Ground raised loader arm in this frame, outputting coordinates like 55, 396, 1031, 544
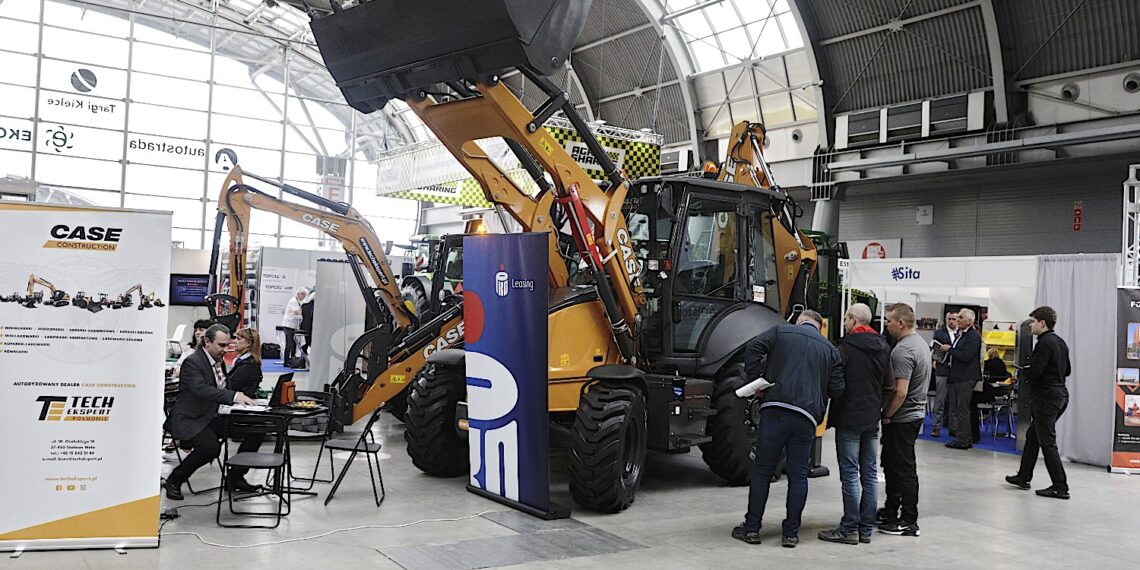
311, 0, 645, 362
206, 150, 413, 337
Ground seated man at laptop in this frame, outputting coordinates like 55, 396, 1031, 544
165, 324, 262, 500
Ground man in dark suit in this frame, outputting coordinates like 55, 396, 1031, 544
940, 308, 981, 450
929, 312, 958, 437
165, 324, 259, 500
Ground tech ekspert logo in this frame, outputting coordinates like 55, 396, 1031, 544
36, 396, 115, 422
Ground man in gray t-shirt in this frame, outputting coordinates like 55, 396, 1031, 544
877, 303, 931, 537
889, 332, 931, 423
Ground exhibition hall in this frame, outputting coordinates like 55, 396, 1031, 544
2, 0, 1140, 568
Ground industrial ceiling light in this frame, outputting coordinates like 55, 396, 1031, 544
1124, 73, 1140, 94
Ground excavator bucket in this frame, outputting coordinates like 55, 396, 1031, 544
310, 0, 591, 113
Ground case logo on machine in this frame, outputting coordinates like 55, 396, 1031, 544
44, 224, 122, 251
891, 266, 920, 281
36, 395, 115, 422
302, 213, 340, 233
422, 321, 465, 357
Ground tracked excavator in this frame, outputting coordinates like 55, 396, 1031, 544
306, 0, 818, 512
21, 274, 71, 308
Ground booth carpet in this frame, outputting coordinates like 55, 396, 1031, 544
918, 415, 1019, 455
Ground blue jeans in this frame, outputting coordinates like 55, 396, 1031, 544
744, 407, 816, 537
834, 427, 878, 536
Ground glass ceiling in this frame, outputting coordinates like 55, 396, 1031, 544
659, 0, 804, 73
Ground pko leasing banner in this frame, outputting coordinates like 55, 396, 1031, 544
0, 202, 170, 551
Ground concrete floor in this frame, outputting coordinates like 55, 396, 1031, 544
10, 411, 1140, 569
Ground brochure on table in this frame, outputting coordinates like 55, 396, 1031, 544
0, 202, 170, 551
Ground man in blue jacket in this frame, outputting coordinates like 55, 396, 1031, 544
942, 308, 982, 450
733, 310, 844, 548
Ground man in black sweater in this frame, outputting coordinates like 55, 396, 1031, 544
1006, 306, 1072, 499
818, 303, 892, 546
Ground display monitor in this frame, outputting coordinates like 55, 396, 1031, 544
169, 274, 211, 306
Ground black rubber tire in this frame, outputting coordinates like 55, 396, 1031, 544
404, 362, 468, 477
401, 279, 430, 318
384, 386, 410, 423
568, 382, 647, 513
700, 358, 757, 485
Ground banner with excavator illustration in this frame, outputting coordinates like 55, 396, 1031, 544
376, 122, 662, 207
0, 202, 169, 551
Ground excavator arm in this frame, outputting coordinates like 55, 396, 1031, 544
206, 150, 414, 336
717, 120, 818, 318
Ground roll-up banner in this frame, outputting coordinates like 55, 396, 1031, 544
1113, 287, 1140, 473
462, 233, 567, 519
0, 202, 170, 551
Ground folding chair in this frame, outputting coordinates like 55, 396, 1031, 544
288, 391, 336, 491
323, 407, 386, 507
217, 413, 290, 529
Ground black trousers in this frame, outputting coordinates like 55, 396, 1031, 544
168, 417, 264, 486
970, 391, 995, 442
949, 382, 974, 445
1017, 396, 1069, 491
282, 327, 298, 362
881, 420, 921, 525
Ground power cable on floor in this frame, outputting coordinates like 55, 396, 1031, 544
161, 510, 498, 549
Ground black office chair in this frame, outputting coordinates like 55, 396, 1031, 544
323, 407, 386, 507
216, 413, 290, 529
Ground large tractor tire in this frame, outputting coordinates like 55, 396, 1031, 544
401, 278, 430, 319
568, 382, 647, 513
404, 362, 468, 477
700, 358, 756, 485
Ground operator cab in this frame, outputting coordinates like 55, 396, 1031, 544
624, 177, 786, 371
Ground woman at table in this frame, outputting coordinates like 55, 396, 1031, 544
971, 348, 1012, 442
228, 327, 264, 399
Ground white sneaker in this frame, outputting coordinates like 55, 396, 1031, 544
162, 451, 181, 463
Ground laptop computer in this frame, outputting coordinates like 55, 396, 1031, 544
269, 372, 295, 407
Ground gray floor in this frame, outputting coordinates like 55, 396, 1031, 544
10, 410, 1140, 570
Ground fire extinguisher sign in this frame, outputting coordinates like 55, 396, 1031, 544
1073, 201, 1082, 232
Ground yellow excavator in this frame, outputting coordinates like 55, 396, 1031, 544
308, 0, 818, 512
204, 151, 469, 428
22, 274, 71, 308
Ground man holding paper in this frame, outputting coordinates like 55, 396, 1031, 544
732, 310, 845, 548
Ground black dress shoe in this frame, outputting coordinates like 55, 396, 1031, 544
165, 481, 184, 501
226, 478, 263, 493
945, 441, 972, 449
1035, 487, 1070, 500
1005, 475, 1031, 490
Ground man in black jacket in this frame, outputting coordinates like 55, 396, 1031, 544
930, 311, 958, 437
819, 303, 892, 545
733, 310, 844, 548
165, 324, 258, 500
942, 308, 981, 449
1006, 306, 1072, 499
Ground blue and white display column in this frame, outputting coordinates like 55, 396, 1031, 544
462, 232, 567, 519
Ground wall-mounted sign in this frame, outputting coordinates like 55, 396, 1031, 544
1073, 200, 1083, 232
846, 238, 902, 259
126, 134, 206, 169
916, 205, 933, 225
